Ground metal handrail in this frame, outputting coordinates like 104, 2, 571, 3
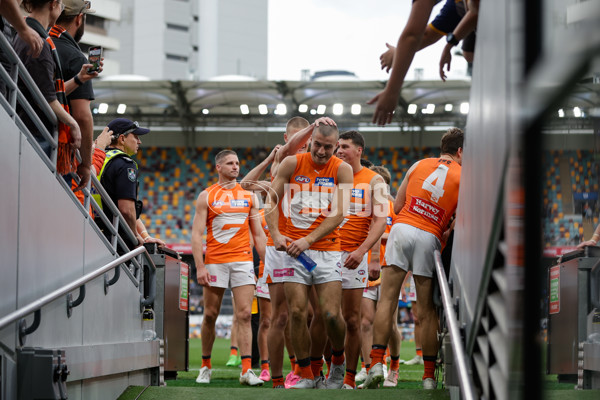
434, 250, 476, 400
0, 246, 153, 331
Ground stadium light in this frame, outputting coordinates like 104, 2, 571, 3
98, 103, 108, 114
460, 102, 469, 114
310, 109, 317, 115
351, 104, 361, 115
332, 103, 343, 115
298, 104, 308, 113
117, 104, 127, 114
407, 104, 417, 114
317, 105, 326, 115
202, 109, 209, 115
422, 104, 435, 114
573, 107, 582, 118
258, 104, 268, 115
240, 104, 250, 115
445, 104, 453, 112
558, 109, 564, 118
275, 104, 287, 115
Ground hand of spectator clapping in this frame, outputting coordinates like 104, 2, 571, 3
19, 26, 44, 58
380, 43, 395, 73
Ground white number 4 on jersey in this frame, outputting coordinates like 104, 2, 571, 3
422, 164, 448, 203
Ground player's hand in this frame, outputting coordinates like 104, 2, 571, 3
367, 89, 397, 126
287, 238, 310, 258
367, 260, 381, 280
380, 43, 395, 73
196, 265, 211, 287
344, 249, 365, 270
272, 234, 290, 252
439, 44, 453, 82
144, 236, 166, 247
314, 117, 337, 127
577, 240, 598, 249
19, 26, 44, 58
73, 163, 91, 192
267, 144, 282, 161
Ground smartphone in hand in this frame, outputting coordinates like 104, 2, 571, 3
88, 46, 102, 73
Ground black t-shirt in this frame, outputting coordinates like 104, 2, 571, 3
52, 28, 94, 101
12, 17, 57, 138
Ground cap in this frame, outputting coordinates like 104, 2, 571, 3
107, 118, 150, 136
63, 0, 96, 16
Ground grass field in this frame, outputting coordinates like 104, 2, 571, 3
118, 338, 597, 399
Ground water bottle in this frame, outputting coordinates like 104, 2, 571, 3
297, 251, 317, 272
142, 307, 156, 341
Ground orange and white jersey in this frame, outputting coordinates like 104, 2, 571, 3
395, 158, 461, 240
285, 152, 343, 251
380, 199, 396, 266
205, 183, 254, 264
339, 167, 378, 252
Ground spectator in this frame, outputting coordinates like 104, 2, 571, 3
439, 0, 479, 81
13, 0, 96, 189
96, 118, 165, 251
50, 0, 101, 193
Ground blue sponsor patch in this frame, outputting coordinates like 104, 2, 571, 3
295, 175, 310, 183
314, 177, 334, 187
387, 216, 393, 225
230, 200, 249, 207
352, 189, 364, 199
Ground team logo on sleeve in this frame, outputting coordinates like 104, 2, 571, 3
314, 177, 334, 187
295, 175, 310, 183
230, 200, 249, 207
127, 168, 136, 182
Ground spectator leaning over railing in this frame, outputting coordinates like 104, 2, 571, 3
0, 0, 44, 96
13, 0, 98, 190
50, 0, 102, 196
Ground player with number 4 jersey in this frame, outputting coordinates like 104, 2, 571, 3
363, 128, 463, 391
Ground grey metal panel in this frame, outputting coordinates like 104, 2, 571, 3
16, 138, 85, 348
0, 112, 20, 349
78, 372, 144, 400
451, 0, 510, 330
84, 219, 116, 276
65, 341, 159, 381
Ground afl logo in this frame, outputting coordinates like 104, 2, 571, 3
358, 270, 366, 275
295, 175, 311, 183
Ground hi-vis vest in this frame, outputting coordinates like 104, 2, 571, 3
92, 149, 138, 213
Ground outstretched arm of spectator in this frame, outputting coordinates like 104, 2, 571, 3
0, 0, 43, 58
578, 224, 600, 249
439, 0, 480, 81
380, 26, 444, 73
368, 0, 436, 126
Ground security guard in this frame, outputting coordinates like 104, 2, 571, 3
97, 118, 164, 251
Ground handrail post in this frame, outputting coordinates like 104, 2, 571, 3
66, 285, 86, 318
434, 250, 476, 400
18, 310, 41, 346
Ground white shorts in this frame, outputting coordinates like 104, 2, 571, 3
341, 251, 369, 289
205, 261, 256, 289
363, 284, 380, 301
384, 223, 441, 278
264, 246, 287, 284
282, 249, 342, 286
407, 275, 417, 301
256, 277, 270, 299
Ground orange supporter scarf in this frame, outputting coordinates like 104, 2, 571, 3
48, 26, 77, 176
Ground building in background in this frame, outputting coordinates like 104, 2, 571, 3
78, 0, 121, 76
105, 0, 268, 81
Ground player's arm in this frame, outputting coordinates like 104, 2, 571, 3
368, 0, 437, 125
249, 194, 267, 262
265, 156, 296, 250
275, 117, 336, 163
191, 190, 211, 286
344, 175, 389, 269
394, 161, 419, 214
368, 236, 383, 280
287, 162, 353, 257
240, 144, 281, 194
136, 219, 166, 247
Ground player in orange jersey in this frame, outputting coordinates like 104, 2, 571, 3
241, 117, 335, 388
363, 128, 463, 390
265, 123, 353, 389
192, 150, 266, 387
332, 131, 388, 389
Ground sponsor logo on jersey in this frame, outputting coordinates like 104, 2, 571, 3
352, 189, 364, 199
230, 200, 249, 208
295, 175, 311, 183
273, 268, 295, 277
387, 216, 393, 225
408, 196, 446, 226
314, 177, 334, 187
210, 275, 217, 283
211, 201, 225, 207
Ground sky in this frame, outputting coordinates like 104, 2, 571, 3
267, 0, 469, 81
